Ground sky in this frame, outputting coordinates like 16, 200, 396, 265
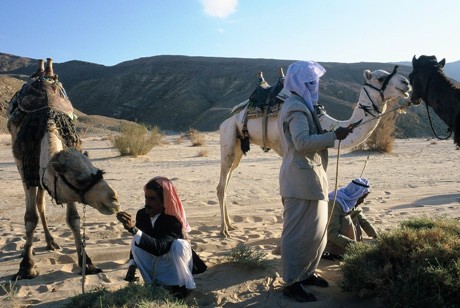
1, 0, 459, 66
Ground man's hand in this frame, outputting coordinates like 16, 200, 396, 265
334, 126, 352, 141
116, 211, 135, 230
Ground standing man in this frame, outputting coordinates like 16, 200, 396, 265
278, 60, 351, 302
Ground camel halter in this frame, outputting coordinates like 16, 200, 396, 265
361, 65, 399, 117
41, 167, 104, 205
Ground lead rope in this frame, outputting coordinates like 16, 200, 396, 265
294, 140, 342, 283
81, 204, 87, 293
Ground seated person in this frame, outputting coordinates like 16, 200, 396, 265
323, 178, 379, 260
116, 176, 196, 298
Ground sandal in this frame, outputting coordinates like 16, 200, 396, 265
300, 273, 329, 288
283, 282, 317, 302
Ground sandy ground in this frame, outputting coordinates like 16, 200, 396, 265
0, 132, 459, 307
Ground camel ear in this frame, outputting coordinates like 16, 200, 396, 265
363, 70, 372, 81
439, 58, 446, 68
412, 55, 417, 67
50, 161, 67, 174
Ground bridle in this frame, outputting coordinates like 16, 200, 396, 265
411, 67, 452, 140
41, 167, 104, 205
360, 65, 399, 117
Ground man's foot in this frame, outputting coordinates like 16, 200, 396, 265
169, 285, 191, 299
124, 265, 139, 282
283, 282, 317, 302
321, 251, 343, 261
300, 273, 329, 288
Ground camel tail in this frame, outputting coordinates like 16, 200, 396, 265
240, 135, 250, 155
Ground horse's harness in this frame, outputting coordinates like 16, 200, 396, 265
41, 163, 104, 205
360, 65, 399, 118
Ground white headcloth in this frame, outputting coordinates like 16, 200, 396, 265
329, 178, 371, 213
284, 61, 326, 112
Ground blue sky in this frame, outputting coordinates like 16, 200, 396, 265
1, 0, 459, 66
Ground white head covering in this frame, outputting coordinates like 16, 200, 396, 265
329, 178, 371, 213
284, 61, 326, 112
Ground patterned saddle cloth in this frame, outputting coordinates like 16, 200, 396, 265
9, 76, 74, 118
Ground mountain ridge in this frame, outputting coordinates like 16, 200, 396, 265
1, 52, 455, 138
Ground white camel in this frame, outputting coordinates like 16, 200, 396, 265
217, 67, 411, 237
8, 59, 120, 279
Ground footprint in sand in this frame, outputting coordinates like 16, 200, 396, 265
245, 216, 263, 223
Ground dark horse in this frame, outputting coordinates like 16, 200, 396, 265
409, 55, 460, 146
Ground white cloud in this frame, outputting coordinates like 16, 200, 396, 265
217, 28, 225, 33
202, 0, 238, 18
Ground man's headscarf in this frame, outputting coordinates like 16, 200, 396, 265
144, 176, 191, 235
284, 60, 326, 113
328, 178, 371, 213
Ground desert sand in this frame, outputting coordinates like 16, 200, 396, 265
0, 132, 459, 307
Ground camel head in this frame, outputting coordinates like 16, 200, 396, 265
46, 148, 120, 214
363, 67, 412, 102
409, 55, 446, 105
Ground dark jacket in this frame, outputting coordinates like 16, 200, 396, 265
131, 209, 183, 257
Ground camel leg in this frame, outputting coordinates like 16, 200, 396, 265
217, 138, 244, 237
66, 202, 102, 275
37, 188, 60, 250
14, 186, 39, 280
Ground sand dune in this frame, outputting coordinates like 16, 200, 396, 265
0, 133, 459, 307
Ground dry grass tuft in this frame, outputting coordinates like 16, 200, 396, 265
365, 101, 397, 153
112, 123, 163, 156
188, 128, 206, 147
196, 149, 209, 157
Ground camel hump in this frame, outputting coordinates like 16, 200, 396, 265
16, 77, 74, 117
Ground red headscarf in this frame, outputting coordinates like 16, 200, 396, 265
144, 176, 191, 235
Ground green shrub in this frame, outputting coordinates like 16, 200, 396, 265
112, 123, 162, 156
341, 217, 460, 307
66, 284, 187, 308
226, 242, 270, 269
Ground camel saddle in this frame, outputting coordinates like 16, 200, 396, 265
13, 77, 74, 117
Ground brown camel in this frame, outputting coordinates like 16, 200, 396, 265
7, 58, 120, 280
409, 55, 460, 146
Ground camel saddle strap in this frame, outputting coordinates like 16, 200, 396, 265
17, 78, 74, 117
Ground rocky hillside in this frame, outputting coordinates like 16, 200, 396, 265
0, 52, 453, 138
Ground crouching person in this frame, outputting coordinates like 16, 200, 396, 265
117, 176, 202, 298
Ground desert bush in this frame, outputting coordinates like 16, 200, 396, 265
112, 123, 162, 156
365, 101, 398, 153
66, 284, 188, 308
341, 217, 460, 307
188, 128, 205, 146
226, 242, 270, 269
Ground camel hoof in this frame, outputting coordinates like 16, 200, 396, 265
220, 230, 231, 238
13, 268, 39, 280
228, 225, 238, 231
46, 241, 61, 251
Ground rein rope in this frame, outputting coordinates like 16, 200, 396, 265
425, 103, 452, 140
81, 204, 87, 293
420, 74, 453, 140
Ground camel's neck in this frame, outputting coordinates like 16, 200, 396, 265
424, 74, 459, 129
319, 89, 388, 149
40, 129, 64, 197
